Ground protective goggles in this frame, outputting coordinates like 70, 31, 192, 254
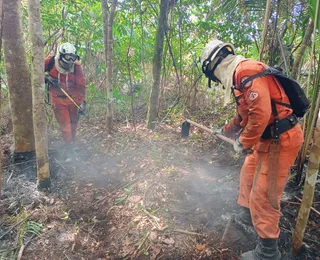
61, 53, 79, 62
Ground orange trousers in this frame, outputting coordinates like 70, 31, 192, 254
51, 96, 80, 143
238, 145, 301, 239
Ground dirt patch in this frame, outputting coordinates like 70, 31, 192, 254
0, 121, 319, 259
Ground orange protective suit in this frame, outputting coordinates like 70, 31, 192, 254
223, 60, 304, 239
45, 55, 86, 143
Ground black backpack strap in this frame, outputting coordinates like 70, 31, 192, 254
240, 70, 271, 89
231, 87, 240, 105
273, 100, 292, 109
46, 56, 55, 72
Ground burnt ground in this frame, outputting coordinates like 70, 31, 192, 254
0, 119, 320, 260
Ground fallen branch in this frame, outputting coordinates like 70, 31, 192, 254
281, 200, 300, 205
220, 217, 233, 247
173, 228, 203, 236
17, 234, 36, 260
294, 196, 320, 216
0, 213, 34, 240
142, 209, 160, 222
133, 232, 150, 258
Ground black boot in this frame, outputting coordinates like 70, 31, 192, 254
241, 238, 281, 260
235, 207, 253, 227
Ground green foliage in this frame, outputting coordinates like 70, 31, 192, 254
309, 0, 320, 29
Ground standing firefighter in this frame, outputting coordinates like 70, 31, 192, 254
201, 39, 306, 259
45, 43, 86, 156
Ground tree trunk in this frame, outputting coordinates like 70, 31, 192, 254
259, 0, 272, 62
28, 0, 50, 188
0, 0, 3, 197
292, 109, 320, 254
147, 0, 170, 129
291, 19, 314, 80
0, 0, 2, 112
3, 0, 35, 156
101, 0, 109, 92
101, 0, 117, 132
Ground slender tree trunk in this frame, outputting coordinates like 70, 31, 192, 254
147, 0, 170, 129
126, 5, 136, 130
0, 0, 3, 197
292, 109, 320, 254
28, 0, 50, 188
291, 19, 314, 80
3, 0, 35, 156
101, 0, 109, 93
259, 0, 272, 62
106, 0, 118, 132
0, 0, 2, 112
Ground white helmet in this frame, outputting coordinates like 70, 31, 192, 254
201, 39, 234, 76
58, 43, 78, 67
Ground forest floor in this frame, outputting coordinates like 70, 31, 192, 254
0, 117, 320, 260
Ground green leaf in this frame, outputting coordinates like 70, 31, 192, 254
309, 0, 320, 29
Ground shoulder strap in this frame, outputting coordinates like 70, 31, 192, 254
240, 69, 271, 89
46, 56, 55, 72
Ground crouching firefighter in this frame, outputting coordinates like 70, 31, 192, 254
45, 43, 87, 157
201, 39, 309, 260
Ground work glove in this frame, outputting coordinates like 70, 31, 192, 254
233, 138, 244, 153
214, 128, 224, 136
78, 101, 87, 116
45, 76, 60, 88
233, 136, 253, 155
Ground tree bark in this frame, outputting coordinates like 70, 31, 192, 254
28, 0, 50, 187
3, 0, 35, 155
101, 0, 109, 91
259, 0, 272, 62
147, 0, 170, 129
105, 0, 117, 132
291, 19, 314, 80
0, 0, 3, 197
292, 109, 320, 254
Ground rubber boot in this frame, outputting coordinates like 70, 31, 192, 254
241, 238, 281, 260
235, 207, 253, 227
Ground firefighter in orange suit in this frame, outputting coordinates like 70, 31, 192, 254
202, 40, 304, 260
45, 43, 86, 147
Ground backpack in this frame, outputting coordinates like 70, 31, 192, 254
240, 67, 310, 117
46, 56, 77, 75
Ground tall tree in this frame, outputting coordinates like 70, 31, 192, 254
2, 0, 35, 158
102, 0, 118, 132
291, 19, 314, 80
0, 0, 3, 197
146, 0, 170, 129
259, 0, 272, 62
28, 0, 50, 188
292, 100, 320, 254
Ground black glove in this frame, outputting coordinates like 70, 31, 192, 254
45, 76, 60, 88
78, 101, 87, 116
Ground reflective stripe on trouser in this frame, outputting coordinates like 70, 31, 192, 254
51, 97, 80, 143
238, 145, 301, 239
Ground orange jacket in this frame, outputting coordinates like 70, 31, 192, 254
222, 89, 248, 138
233, 60, 303, 152
45, 55, 86, 104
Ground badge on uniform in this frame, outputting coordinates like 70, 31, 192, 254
248, 90, 259, 101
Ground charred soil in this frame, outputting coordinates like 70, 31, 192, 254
0, 119, 319, 260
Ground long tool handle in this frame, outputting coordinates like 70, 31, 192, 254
59, 87, 81, 110
185, 119, 235, 145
